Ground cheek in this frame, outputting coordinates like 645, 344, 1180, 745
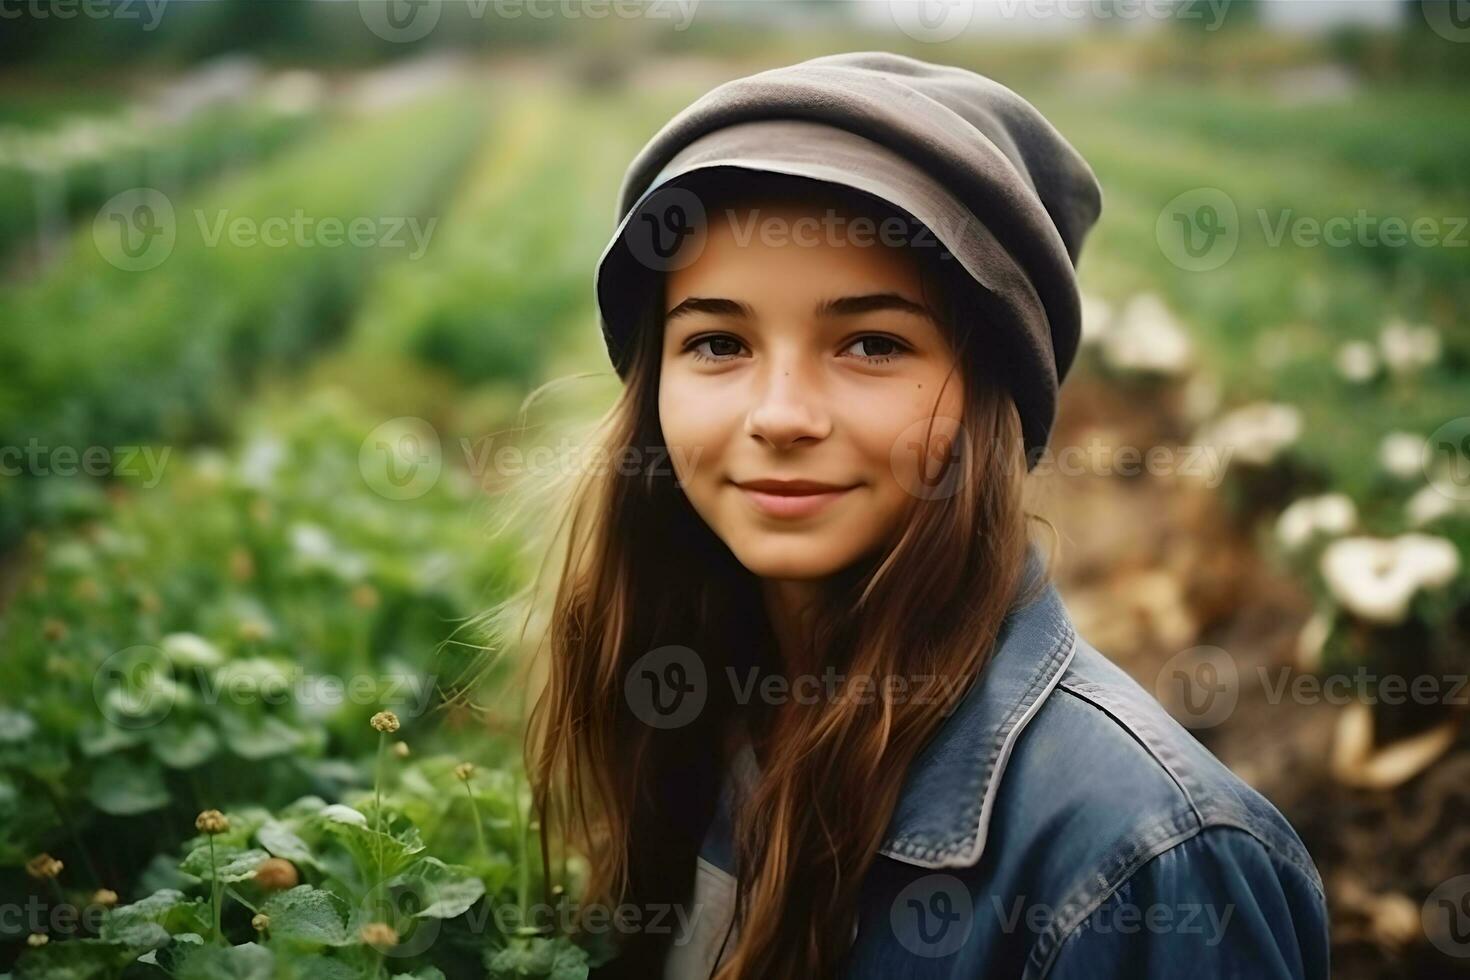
658, 371, 733, 486
840, 375, 965, 492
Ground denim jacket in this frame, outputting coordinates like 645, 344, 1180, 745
664, 544, 1331, 979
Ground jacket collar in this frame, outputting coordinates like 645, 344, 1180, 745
877, 541, 1078, 869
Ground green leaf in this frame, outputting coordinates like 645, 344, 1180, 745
168, 941, 276, 980
255, 818, 319, 869
219, 712, 304, 760
279, 956, 361, 980
151, 721, 221, 769
86, 756, 169, 815
319, 813, 425, 881
77, 720, 147, 757
11, 937, 140, 980
260, 885, 351, 947
398, 857, 485, 920
484, 937, 590, 980
137, 931, 205, 965
179, 845, 268, 883
0, 707, 37, 743
217, 714, 304, 758
102, 890, 210, 947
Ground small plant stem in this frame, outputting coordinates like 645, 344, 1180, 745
374, 731, 387, 884
463, 782, 490, 864
208, 835, 222, 945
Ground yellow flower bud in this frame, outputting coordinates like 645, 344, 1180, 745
195, 809, 230, 835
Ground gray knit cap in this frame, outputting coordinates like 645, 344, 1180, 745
594, 51, 1103, 465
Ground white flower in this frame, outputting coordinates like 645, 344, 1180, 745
1275, 494, 1356, 553
1295, 609, 1332, 672
1378, 432, 1423, 481
1378, 318, 1441, 375
1334, 340, 1379, 383
237, 435, 286, 490
161, 633, 225, 669
289, 522, 335, 562
1078, 291, 1113, 346
1195, 402, 1302, 467
1099, 293, 1193, 376
1406, 485, 1462, 527
1320, 533, 1461, 625
1180, 374, 1222, 424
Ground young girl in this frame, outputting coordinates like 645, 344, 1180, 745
508, 53, 1329, 979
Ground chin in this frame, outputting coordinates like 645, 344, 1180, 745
729, 535, 869, 581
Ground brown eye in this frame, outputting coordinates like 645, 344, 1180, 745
688, 334, 746, 362
841, 335, 907, 362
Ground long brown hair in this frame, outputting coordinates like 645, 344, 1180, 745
483, 170, 1050, 977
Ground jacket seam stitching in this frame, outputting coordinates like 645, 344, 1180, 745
1053, 679, 1325, 897
1027, 819, 1205, 979
879, 613, 1074, 866
1029, 823, 1327, 979
1054, 677, 1205, 826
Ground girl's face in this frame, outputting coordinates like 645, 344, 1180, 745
659, 199, 965, 581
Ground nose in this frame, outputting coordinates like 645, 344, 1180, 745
743, 359, 832, 450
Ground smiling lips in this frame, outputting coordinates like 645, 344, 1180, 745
734, 478, 857, 519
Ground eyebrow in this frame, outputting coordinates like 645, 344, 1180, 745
664, 292, 933, 322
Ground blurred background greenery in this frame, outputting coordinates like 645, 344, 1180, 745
1, 1, 1468, 977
